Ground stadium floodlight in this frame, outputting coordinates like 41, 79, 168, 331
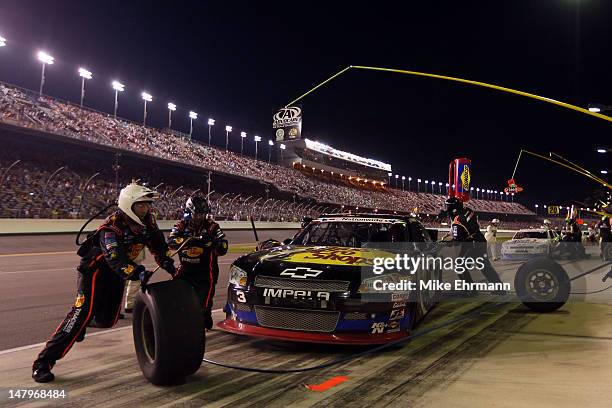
268, 140, 274, 163
597, 148, 607, 153
141, 92, 153, 126
207, 118, 215, 145
111, 81, 125, 119
37, 51, 54, 96
225, 125, 233, 151
254, 135, 261, 160
240, 131, 247, 155
279, 143, 287, 160
189, 111, 198, 137
602, 170, 609, 174
78, 67, 92, 107
167, 103, 176, 129
0, 35, 6, 47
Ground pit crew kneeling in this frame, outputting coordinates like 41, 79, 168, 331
168, 195, 228, 330
32, 182, 177, 383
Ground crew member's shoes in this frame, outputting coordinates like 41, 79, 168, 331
204, 315, 213, 330
76, 329, 86, 342
32, 365, 55, 383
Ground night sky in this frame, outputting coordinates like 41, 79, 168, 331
0, 0, 610, 210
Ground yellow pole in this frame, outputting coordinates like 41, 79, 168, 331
286, 65, 612, 123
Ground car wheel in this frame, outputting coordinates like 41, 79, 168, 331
133, 280, 205, 385
514, 258, 570, 313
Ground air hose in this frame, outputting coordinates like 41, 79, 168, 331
201, 301, 505, 374
75, 202, 117, 245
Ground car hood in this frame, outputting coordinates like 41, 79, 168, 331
234, 245, 396, 282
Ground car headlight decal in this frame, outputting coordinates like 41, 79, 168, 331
229, 265, 248, 287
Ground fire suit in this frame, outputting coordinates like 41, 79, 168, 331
33, 210, 173, 371
451, 208, 504, 287
168, 217, 228, 326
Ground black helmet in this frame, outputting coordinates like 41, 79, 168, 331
185, 195, 210, 216
445, 196, 463, 215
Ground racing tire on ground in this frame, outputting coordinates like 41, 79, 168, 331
514, 257, 570, 313
133, 280, 205, 385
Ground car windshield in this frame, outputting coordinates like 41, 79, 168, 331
513, 231, 548, 239
292, 221, 407, 247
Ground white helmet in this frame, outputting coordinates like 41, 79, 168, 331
118, 182, 159, 226
491, 219, 500, 224
543, 219, 551, 225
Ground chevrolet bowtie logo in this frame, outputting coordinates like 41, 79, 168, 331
280, 267, 323, 279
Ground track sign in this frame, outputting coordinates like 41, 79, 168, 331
273, 106, 302, 141
548, 206, 560, 215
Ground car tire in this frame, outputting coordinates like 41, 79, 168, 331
514, 257, 570, 313
133, 280, 205, 385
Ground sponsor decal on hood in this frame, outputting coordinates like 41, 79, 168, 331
259, 246, 395, 267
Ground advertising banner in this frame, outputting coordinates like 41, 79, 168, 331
273, 106, 302, 141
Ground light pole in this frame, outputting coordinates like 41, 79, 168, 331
78, 67, 92, 107
37, 51, 54, 96
240, 131, 247, 155
401, 176, 405, 190
431, 180, 436, 194
207, 118, 215, 146
141, 92, 152, 126
112, 81, 125, 119
417, 178, 421, 193
268, 140, 274, 163
167, 103, 176, 129
387, 172, 392, 185
395, 174, 399, 188
408, 177, 412, 191
534, 204, 539, 215
476, 188, 480, 199
225, 125, 232, 151
280, 143, 286, 161
438, 181, 443, 194
189, 111, 198, 138
424, 180, 428, 193
254, 135, 261, 160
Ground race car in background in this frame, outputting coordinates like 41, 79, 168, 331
218, 213, 442, 344
501, 228, 560, 260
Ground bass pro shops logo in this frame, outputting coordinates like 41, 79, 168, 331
280, 267, 323, 279
273, 106, 301, 129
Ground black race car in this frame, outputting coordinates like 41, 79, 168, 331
218, 213, 442, 344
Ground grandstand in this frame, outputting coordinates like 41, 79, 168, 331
0, 81, 535, 224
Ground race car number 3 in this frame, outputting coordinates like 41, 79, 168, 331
6, 389, 67, 399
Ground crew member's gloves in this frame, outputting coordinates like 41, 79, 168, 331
128, 265, 146, 281
161, 258, 178, 278
139, 269, 154, 291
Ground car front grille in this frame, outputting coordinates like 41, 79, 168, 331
254, 276, 350, 292
233, 303, 252, 312
254, 306, 340, 332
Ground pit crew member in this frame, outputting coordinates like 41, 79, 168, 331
168, 195, 228, 330
32, 182, 176, 383
445, 197, 505, 292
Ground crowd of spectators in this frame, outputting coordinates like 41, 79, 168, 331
1, 81, 534, 219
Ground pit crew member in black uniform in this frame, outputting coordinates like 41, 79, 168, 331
32, 183, 176, 383
445, 197, 505, 292
168, 196, 228, 330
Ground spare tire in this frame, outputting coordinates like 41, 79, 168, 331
514, 257, 570, 313
133, 280, 204, 385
